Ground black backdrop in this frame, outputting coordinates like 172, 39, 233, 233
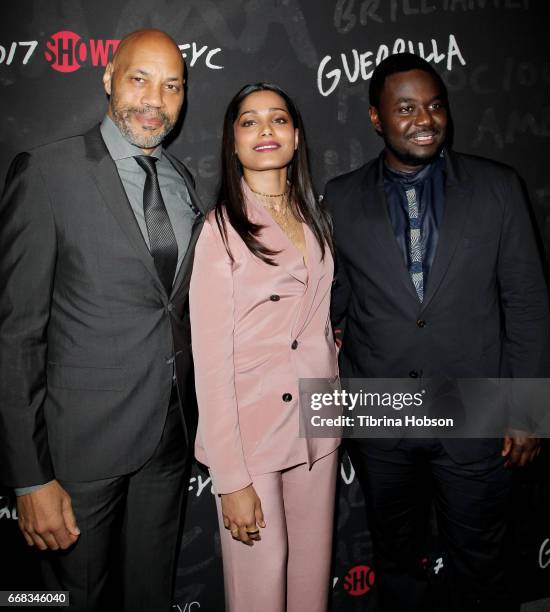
1, 1, 550, 610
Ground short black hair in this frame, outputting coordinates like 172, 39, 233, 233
369, 53, 447, 109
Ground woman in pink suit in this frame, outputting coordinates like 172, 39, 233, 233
189, 82, 340, 612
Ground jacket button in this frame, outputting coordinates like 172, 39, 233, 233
409, 370, 419, 378
282, 393, 293, 402
291, 340, 298, 349
167, 303, 174, 312
416, 319, 426, 328
270, 294, 280, 302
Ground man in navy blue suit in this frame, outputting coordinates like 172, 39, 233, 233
326, 53, 549, 612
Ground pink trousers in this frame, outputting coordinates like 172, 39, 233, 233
214, 450, 339, 612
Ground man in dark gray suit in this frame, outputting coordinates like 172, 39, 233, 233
0, 29, 206, 611
325, 53, 549, 611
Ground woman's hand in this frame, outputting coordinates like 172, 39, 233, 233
220, 484, 266, 545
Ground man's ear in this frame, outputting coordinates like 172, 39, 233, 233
103, 63, 113, 96
369, 105, 382, 134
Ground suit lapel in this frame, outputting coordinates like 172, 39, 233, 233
170, 214, 204, 301
163, 151, 208, 299
164, 151, 206, 217
421, 152, 473, 311
362, 158, 420, 304
84, 126, 167, 297
292, 223, 328, 337
244, 183, 325, 335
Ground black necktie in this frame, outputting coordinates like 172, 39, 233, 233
134, 155, 178, 295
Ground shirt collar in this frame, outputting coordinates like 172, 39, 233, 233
100, 115, 162, 162
383, 150, 445, 187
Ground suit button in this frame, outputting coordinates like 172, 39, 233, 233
291, 340, 298, 349
270, 294, 280, 302
416, 319, 426, 328
409, 370, 419, 378
282, 393, 293, 402
167, 303, 174, 312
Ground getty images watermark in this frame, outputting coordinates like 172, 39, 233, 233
299, 378, 550, 439
309, 387, 453, 429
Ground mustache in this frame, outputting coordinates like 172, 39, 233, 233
125, 106, 170, 123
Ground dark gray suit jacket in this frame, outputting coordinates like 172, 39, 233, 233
0, 126, 208, 487
326, 150, 549, 462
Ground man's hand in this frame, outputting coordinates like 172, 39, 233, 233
220, 484, 265, 546
502, 429, 541, 467
16, 480, 80, 550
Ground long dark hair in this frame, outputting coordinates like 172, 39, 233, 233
215, 82, 333, 265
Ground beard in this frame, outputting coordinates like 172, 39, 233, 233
109, 91, 176, 149
384, 131, 445, 168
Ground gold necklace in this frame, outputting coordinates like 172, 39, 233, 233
252, 189, 291, 216
251, 190, 306, 260
250, 187, 287, 198
263, 200, 290, 216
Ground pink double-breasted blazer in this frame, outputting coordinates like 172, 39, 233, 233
189, 185, 340, 494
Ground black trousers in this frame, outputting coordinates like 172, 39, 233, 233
41, 393, 188, 612
347, 438, 517, 612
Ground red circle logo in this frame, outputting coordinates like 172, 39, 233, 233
44, 31, 86, 72
343, 564, 376, 596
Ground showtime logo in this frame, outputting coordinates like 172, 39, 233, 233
343, 565, 375, 596
1, 31, 222, 71
44, 31, 119, 73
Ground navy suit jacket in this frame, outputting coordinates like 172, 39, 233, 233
325, 150, 549, 462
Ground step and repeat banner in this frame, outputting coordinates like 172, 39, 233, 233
1, 1, 550, 610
